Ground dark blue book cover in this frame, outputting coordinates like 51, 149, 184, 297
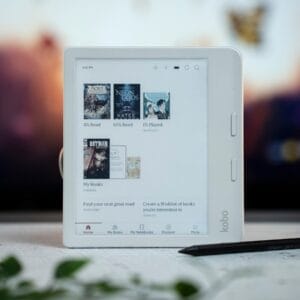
114, 84, 140, 119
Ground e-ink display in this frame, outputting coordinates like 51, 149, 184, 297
75, 59, 207, 236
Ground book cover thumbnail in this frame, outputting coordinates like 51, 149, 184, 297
127, 157, 141, 179
84, 84, 111, 119
84, 139, 110, 179
143, 92, 170, 119
114, 84, 140, 119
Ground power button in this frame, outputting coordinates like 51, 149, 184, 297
231, 113, 237, 136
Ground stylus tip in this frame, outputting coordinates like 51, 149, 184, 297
178, 248, 189, 254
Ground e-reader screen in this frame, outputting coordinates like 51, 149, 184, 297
74, 58, 208, 236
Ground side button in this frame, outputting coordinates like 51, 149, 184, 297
231, 159, 237, 182
231, 113, 237, 136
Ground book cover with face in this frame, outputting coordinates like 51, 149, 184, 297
143, 92, 170, 120
84, 139, 110, 179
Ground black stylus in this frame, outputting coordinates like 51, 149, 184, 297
179, 238, 300, 256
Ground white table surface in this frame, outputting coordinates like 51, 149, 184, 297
1, 222, 300, 299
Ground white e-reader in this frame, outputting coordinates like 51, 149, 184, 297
63, 47, 243, 247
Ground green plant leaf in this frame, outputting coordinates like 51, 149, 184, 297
87, 280, 125, 294
130, 274, 142, 285
54, 259, 89, 279
17, 280, 34, 290
14, 288, 66, 300
0, 256, 22, 280
173, 280, 199, 299
0, 288, 10, 300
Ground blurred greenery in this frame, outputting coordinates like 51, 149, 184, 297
54, 259, 89, 279
0, 255, 259, 300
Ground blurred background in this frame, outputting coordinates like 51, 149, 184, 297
1, 0, 300, 219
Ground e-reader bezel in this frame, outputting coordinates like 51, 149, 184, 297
63, 47, 243, 247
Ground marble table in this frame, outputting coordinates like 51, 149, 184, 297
0, 222, 300, 299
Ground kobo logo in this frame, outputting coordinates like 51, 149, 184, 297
220, 210, 229, 232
